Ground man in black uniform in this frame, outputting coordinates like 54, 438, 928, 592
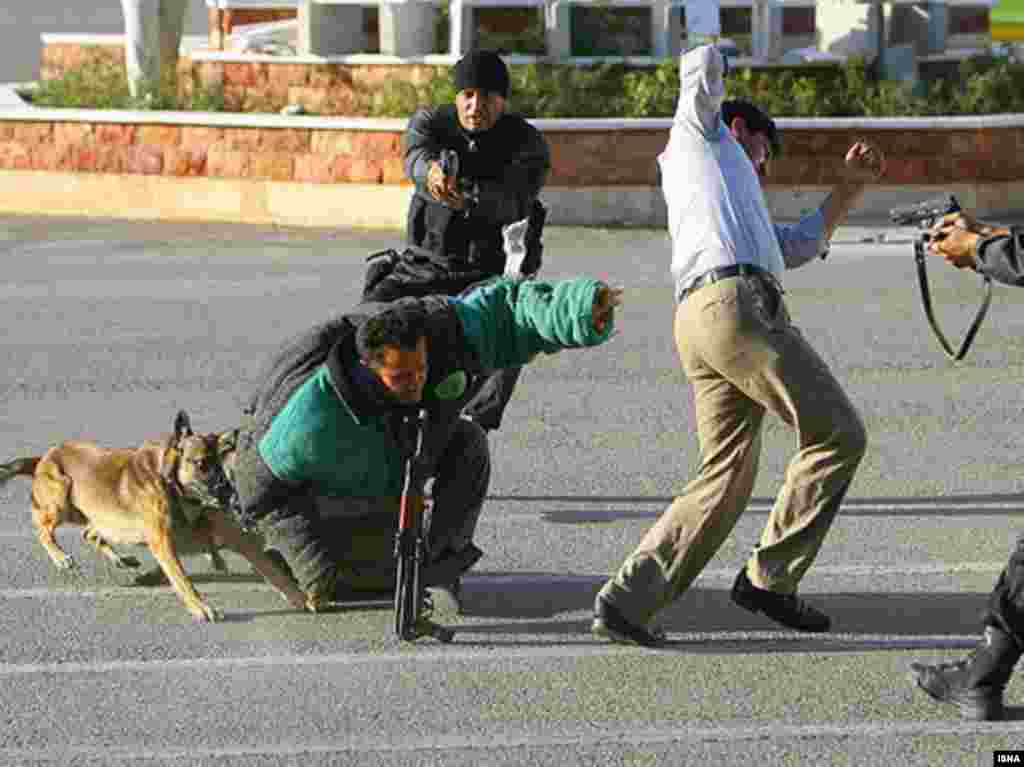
910, 211, 1024, 720
362, 50, 551, 431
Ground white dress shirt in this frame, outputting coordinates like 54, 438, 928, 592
658, 46, 829, 302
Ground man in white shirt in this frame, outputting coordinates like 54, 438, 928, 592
592, 44, 885, 646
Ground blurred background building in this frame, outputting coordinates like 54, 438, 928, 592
2, 0, 1020, 85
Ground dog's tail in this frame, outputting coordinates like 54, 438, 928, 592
0, 457, 41, 487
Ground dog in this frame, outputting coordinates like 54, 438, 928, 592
0, 410, 311, 622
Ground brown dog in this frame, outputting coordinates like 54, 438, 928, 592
0, 411, 311, 621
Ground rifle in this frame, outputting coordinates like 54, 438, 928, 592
394, 409, 455, 643
889, 194, 992, 361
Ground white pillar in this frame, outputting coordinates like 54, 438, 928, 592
751, 0, 782, 59
299, 0, 365, 56
379, 0, 439, 56
545, 0, 572, 59
652, 0, 669, 57
121, 0, 188, 99
449, 0, 472, 55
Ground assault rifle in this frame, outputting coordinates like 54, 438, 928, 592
889, 194, 992, 361
394, 409, 455, 643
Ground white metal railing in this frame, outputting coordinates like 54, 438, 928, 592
450, 0, 687, 57
201, 0, 995, 60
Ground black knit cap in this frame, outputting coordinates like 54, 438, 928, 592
453, 50, 510, 98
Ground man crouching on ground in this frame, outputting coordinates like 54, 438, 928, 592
229, 277, 623, 610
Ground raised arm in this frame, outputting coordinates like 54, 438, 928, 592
451, 277, 622, 370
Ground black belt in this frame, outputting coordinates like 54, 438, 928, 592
678, 263, 782, 302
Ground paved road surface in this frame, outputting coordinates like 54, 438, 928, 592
2, 214, 1024, 765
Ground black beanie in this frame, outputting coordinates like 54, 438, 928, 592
453, 51, 510, 98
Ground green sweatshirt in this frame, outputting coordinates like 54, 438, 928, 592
258, 277, 612, 497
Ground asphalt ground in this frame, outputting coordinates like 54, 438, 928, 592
2, 214, 1024, 765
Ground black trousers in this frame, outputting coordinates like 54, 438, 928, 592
984, 532, 1024, 643
232, 417, 491, 593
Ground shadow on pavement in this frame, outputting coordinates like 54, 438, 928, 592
458, 572, 992, 648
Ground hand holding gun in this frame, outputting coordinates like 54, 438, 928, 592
432, 149, 479, 214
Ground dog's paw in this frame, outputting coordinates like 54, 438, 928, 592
207, 549, 229, 573
303, 592, 335, 613
133, 567, 170, 587
53, 554, 77, 572
279, 589, 311, 612
190, 603, 221, 622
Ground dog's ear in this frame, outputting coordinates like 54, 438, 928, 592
173, 410, 193, 441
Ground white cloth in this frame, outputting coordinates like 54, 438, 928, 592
658, 45, 828, 302
120, 0, 188, 99
501, 216, 529, 278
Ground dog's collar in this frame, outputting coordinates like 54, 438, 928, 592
160, 445, 185, 511
160, 442, 205, 527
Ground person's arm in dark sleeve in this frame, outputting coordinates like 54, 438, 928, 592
976, 228, 1024, 287
404, 107, 441, 198
929, 214, 1023, 287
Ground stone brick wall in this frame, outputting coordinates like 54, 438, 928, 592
0, 120, 406, 182
3, 116, 1023, 191
41, 43, 124, 82
18, 41, 1024, 201
188, 59, 446, 114
41, 42, 446, 115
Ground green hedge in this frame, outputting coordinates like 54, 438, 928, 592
26, 54, 1024, 118
370, 56, 1024, 118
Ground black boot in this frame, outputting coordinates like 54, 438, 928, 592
911, 626, 1023, 720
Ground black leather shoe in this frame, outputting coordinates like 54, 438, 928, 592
730, 568, 831, 633
591, 596, 666, 647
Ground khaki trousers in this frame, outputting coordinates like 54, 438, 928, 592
599, 274, 867, 627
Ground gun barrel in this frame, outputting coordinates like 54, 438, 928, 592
889, 195, 961, 226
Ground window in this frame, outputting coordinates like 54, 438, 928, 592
571, 5, 653, 56
948, 5, 990, 35
720, 6, 753, 54
474, 6, 546, 53
782, 7, 816, 36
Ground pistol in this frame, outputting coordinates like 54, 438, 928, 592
440, 149, 459, 180
438, 149, 479, 211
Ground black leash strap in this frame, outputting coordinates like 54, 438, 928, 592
914, 237, 992, 361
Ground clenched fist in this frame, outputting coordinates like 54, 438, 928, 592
593, 285, 624, 334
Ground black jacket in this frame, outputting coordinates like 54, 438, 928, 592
977, 227, 1024, 287
403, 104, 550, 275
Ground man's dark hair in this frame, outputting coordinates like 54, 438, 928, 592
721, 99, 781, 157
356, 306, 425, 364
